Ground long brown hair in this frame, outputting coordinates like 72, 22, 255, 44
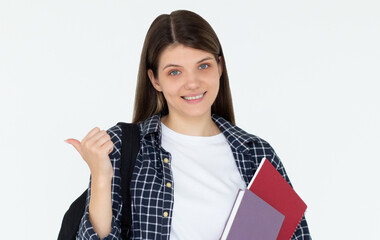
132, 10, 235, 125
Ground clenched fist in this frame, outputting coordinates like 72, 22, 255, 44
65, 127, 114, 180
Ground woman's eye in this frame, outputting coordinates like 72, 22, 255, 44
169, 70, 180, 76
199, 64, 209, 70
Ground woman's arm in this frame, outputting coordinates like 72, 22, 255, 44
88, 174, 113, 238
67, 125, 123, 240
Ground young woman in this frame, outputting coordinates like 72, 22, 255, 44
65, 10, 311, 240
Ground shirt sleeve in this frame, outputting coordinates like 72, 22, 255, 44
76, 125, 124, 240
269, 147, 312, 240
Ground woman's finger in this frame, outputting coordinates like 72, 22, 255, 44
85, 130, 108, 147
93, 132, 111, 148
64, 138, 83, 157
100, 140, 114, 155
82, 127, 101, 143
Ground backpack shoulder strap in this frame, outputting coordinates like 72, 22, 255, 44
116, 122, 140, 239
58, 189, 87, 240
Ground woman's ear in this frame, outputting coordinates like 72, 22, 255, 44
147, 69, 162, 92
218, 56, 223, 78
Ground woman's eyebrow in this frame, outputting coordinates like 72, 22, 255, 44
196, 56, 213, 64
162, 64, 181, 71
162, 57, 214, 70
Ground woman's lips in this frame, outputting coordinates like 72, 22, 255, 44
181, 92, 206, 103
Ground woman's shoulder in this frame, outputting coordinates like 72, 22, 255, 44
232, 122, 278, 157
105, 124, 123, 157
106, 124, 123, 141
105, 122, 144, 154
212, 113, 278, 154
234, 125, 286, 174
245, 130, 273, 149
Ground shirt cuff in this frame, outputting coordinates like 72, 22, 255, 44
77, 209, 121, 240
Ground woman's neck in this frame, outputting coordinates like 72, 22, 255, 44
161, 112, 221, 137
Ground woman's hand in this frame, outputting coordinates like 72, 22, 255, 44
65, 127, 114, 180
65, 127, 115, 237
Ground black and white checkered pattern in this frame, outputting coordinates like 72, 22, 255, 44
76, 112, 311, 239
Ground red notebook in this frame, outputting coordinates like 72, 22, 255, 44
248, 158, 307, 240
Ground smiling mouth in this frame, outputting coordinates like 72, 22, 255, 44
181, 92, 206, 100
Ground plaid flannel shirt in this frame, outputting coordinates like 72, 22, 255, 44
76, 112, 311, 239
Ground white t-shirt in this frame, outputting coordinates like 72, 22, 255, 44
160, 122, 247, 240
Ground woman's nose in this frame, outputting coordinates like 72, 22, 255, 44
184, 72, 201, 90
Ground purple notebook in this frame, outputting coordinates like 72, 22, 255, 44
220, 189, 285, 240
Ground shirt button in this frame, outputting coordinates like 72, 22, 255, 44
166, 182, 172, 188
163, 211, 169, 217
163, 158, 169, 164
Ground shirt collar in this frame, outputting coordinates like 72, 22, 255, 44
139, 112, 257, 154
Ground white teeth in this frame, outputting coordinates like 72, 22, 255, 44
183, 93, 204, 100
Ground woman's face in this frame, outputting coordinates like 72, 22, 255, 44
148, 44, 222, 120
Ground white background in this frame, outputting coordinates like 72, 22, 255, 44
1, 0, 379, 239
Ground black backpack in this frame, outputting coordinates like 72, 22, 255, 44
58, 122, 140, 240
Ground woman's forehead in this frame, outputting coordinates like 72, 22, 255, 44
158, 44, 215, 68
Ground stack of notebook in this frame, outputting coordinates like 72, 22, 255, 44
220, 158, 307, 240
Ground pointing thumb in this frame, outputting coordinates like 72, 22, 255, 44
64, 138, 82, 156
